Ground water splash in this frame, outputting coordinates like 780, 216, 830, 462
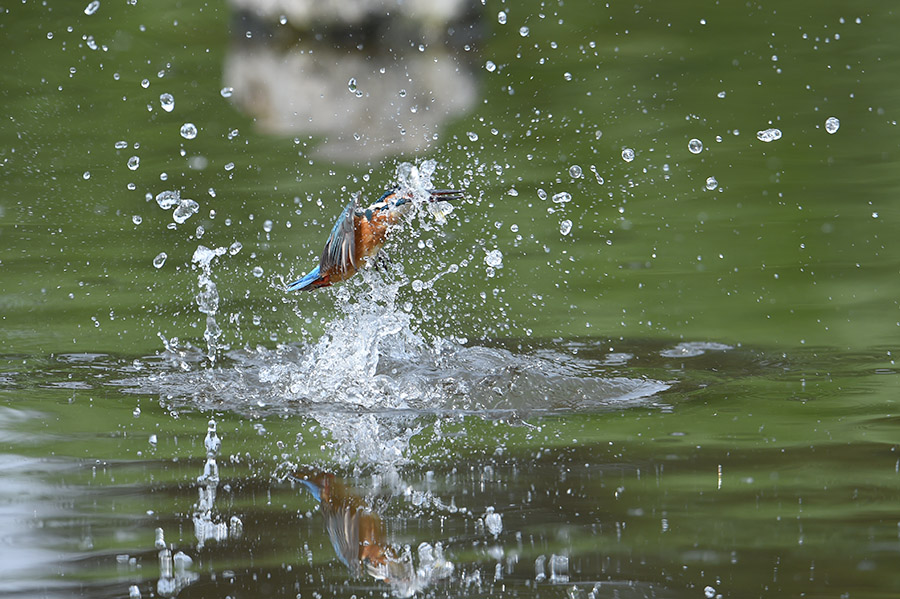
191, 245, 227, 362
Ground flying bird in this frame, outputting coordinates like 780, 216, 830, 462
287, 187, 462, 291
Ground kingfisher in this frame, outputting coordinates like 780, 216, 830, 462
287, 187, 462, 292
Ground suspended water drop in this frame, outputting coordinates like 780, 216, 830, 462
756, 128, 782, 142
484, 507, 503, 537
127, 156, 140, 170
568, 165, 583, 178
180, 123, 197, 139
155, 190, 180, 210
159, 93, 174, 112
485, 249, 503, 268
220, 86, 234, 98
688, 138, 703, 154
705, 176, 718, 190
173, 198, 199, 223
825, 116, 840, 134
153, 252, 167, 268
560, 219, 573, 235
84, 0, 100, 15
621, 148, 635, 162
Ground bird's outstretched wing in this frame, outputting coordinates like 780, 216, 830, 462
320, 196, 357, 274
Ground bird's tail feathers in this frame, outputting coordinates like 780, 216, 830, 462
287, 265, 326, 291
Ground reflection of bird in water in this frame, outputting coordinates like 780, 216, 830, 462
287, 187, 462, 291
289, 470, 406, 581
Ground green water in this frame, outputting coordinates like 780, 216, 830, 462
2, 0, 900, 597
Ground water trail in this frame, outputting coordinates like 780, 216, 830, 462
191, 245, 227, 363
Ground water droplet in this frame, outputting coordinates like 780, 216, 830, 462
467, 131, 479, 142
140, 78, 150, 89
484, 508, 503, 537
82, 171, 91, 180
704, 586, 716, 599
173, 198, 199, 223
717, 91, 726, 98
706, 176, 718, 190
84, 0, 100, 15
621, 148, 635, 162
560, 219, 573, 235
127, 156, 140, 170
115, 140, 128, 149
568, 165, 583, 178
263, 219, 273, 232
159, 93, 174, 112
519, 26, 530, 37
132, 215, 142, 225
497, 10, 507, 24
229, 241, 242, 255
153, 252, 167, 268
485, 60, 497, 73
825, 116, 840, 134
398, 89, 407, 97
537, 188, 548, 201
551, 191, 571, 204
224, 162, 235, 171
589, 165, 604, 184
756, 128, 782, 142
155, 190, 180, 210
220, 86, 233, 98
180, 123, 197, 139
485, 249, 503, 268
688, 139, 703, 154
252, 266, 264, 278
563, 72, 573, 81
347, 77, 358, 93
129, 584, 141, 599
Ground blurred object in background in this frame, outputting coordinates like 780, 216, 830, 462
224, 0, 482, 162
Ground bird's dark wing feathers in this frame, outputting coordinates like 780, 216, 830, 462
320, 196, 357, 273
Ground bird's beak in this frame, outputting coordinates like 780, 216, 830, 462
426, 189, 464, 201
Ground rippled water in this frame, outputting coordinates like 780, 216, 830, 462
6, 0, 900, 597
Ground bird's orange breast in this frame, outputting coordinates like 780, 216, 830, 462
353, 212, 393, 264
